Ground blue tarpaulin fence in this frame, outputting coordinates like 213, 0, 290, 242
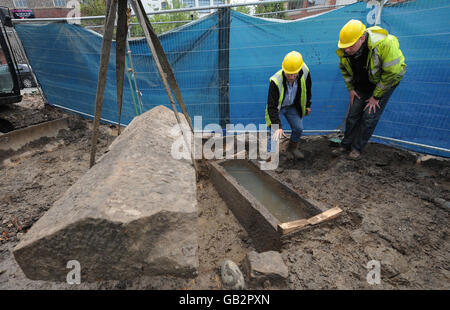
14, 0, 450, 157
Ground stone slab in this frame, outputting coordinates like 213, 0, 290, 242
13, 106, 198, 282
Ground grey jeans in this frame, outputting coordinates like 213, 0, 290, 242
342, 86, 396, 153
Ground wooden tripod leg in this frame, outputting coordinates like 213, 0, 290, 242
131, 0, 200, 176
89, 0, 118, 168
116, 0, 129, 135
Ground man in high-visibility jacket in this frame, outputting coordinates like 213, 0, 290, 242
265, 51, 312, 162
335, 19, 406, 160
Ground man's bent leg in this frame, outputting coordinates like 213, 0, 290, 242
283, 105, 304, 159
352, 87, 396, 153
342, 91, 369, 149
283, 105, 303, 142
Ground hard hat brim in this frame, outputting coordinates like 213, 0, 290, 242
282, 68, 301, 75
338, 26, 366, 49
338, 40, 358, 49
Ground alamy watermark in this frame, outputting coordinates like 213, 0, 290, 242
366, 0, 388, 25
366, 260, 381, 285
66, 0, 81, 25
170, 116, 280, 170
66, 259, 81, 285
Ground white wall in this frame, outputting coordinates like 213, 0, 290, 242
140, 0, 175, 12
336, 0, 358, 5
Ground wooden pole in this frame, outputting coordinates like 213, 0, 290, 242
89, 0, 117, 168
131, 0, 194, 133
218, 7, 231, 128
131, 0, 199, 175
115, 0, 129, 135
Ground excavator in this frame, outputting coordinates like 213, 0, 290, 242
0, 6, 22, 132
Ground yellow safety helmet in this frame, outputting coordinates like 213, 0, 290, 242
282, 51, 303, 74
338, 19, 366, 49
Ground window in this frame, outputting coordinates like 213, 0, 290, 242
183, 0, 195, 8
0, 47, 14, 93
53, 0, 68, 7
13, 0, 28, 8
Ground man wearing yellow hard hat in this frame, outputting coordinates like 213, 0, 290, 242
265, 51, 312, 166
335, 19, 406, 160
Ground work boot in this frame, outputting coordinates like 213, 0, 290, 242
331, 145, 349, 157
348, 149, 362, 161
287, 141, 304, 160
274, 156, 285, 173
284, 150, 294, 161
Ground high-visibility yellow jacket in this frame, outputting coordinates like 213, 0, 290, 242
265, 64, 311, 127
336, 26, 406, 98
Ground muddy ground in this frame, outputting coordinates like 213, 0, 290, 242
0, 94, 448, 290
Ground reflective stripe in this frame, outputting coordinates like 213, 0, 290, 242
300, 65, 310, 119
270, 70, 284, 110
271, 73, 283, 87
302, 64, 309, 81
300, 73, 307, 118
383, 57, 401, 68
369, 46, 381, 77
344, 76, 353, 82
376, 83, 390, 90
371, 47, 381, 76
372, 47, 380, 68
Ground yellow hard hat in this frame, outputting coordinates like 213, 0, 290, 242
282, 51, 303, 74
338, 19, 366, 48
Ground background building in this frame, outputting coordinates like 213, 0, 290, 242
1, 0, 73, 18
140, 0, 226, 12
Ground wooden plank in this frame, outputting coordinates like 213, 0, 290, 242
218, 7, 230, 128
277, 207, 343, 235
115, 0, 129, 135
307, 207, 342, 225
89, 0, 117, 168
278, 219, 309, 235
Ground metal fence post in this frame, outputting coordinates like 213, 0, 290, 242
218, 6, 230, 129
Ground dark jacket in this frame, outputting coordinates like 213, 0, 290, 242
266, 70, 312, 128
347, 33, 376, 95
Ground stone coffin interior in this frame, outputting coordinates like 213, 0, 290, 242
210, 159, 326, 251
